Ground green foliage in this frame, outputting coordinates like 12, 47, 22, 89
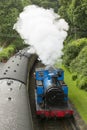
31, 0, 59, 12
0, 0, 24, 45
70, 46, 87, 90
0, 52, 9, 62
77, 75, 87, 90
59, 0, 87, 39
0, 38, 26, 62
22, 0, 32, 7
11, 38, 25, 50
0, 45, 15, 62
63, 38, 87, 66
67, 0, 81, 24
58, 0, 71, 22
72, 73, 77, 81
72, 2, 87, 28
63, 38, 87, 90
70, 46, 87, 72
63, 44, 79, 66
60, 0, 87, 90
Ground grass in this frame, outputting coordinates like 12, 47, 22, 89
62, 66, 87, 124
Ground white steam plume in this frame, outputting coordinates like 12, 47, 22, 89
14, 5, 69, 66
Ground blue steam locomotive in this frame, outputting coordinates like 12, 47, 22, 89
35, 67, 73, 118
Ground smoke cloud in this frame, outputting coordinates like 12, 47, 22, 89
14, 5, 69, 66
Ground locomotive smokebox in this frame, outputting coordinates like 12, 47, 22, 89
45, 86, 65, 106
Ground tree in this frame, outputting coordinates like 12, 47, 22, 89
59, 0, 87, 39
58, 0, 71, 22
0, 0, 23, 46
22, 0, 32, 7
31, 0, 59, 12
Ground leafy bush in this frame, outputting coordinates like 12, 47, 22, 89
0, 38, 29, 62
63, 38, 87, 90
63, 44, 79, 66
63, 38, 87, 66
0, 44, 16, 62
0, 51, 9, 62
72, 73, 77, 81
77, 75, 87, 91
70, 46, 87, 90
11, 38, 28, 51
32, 0, 58, 12
70, 46, 87, 72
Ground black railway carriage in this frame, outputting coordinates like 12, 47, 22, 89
0, 48, 37, 130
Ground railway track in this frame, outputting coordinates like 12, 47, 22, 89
29, 61, 80, 130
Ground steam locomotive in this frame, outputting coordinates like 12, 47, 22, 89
0, 48, 37, 130
35, 67, 73, 118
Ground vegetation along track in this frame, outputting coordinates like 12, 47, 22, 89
29, 60, 80, 130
